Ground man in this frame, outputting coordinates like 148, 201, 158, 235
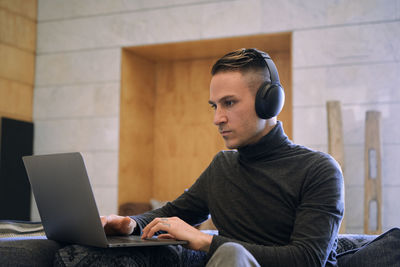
102, 48, 344, 266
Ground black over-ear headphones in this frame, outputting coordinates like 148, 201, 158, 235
254, 51, 285, 119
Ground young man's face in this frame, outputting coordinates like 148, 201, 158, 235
209, 71, 272, 149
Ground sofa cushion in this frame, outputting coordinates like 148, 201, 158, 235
53, 231, 385, 267
0, 236, 64, 267
0, 220, 45, 238
337, 227, 400, 267
336, 233, 377, 254
53, 244, 207, 267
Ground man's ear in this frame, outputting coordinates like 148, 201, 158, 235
255, 82, 285, 119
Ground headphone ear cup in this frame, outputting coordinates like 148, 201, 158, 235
255, 83, 285, 119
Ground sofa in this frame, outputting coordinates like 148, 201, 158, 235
1, 205, 400, 266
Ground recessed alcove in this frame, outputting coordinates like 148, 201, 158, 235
119, 33, 292, 206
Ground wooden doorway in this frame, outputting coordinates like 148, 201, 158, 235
119, 33, 292, 206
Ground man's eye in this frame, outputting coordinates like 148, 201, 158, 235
225, 100, 235, 107
210, 104, 216, 110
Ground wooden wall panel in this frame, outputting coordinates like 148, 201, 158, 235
0, 77, 32, 121
0, 0, 36, 122
153, 58, 225, 201
151, 53, 290, 201
120, 33, 292, 204
118, 49, 156, 205
0, 8, 36, 51
126, 33, 291, 62
0, 43, 35, 85
0, 0, 37, 20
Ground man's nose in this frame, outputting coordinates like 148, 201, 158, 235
213, 107, 227, 125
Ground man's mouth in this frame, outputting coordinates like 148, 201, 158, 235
220, 130, 232, 137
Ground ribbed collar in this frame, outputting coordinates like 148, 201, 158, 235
238, 121, 291, 162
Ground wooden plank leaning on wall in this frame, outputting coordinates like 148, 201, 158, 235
364, 111, 382, 235
326, 101, 346, 234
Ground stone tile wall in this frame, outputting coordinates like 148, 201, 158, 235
34, 0, 399, 233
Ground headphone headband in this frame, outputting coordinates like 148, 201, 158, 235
263, 55, 281, 85
252, 50, 281, 86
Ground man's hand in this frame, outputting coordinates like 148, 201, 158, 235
142, 217, 213, 252
100, 214, 137, 236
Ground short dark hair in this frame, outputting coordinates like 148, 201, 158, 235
211, 48, 271, 84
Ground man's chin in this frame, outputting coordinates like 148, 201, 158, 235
224, 141, 239, 150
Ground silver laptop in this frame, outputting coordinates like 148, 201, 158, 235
22, 152, 188, 248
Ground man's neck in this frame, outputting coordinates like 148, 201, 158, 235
260, 118, 277, 138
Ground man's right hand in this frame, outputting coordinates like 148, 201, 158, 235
100, 214, 137, 236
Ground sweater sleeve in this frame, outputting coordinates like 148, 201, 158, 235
208, 155, 344, 267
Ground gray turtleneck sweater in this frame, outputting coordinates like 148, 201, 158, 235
132, 122, 344, 266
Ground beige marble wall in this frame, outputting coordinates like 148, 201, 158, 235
34, 0, 400, 232
292, 18, 400, 232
